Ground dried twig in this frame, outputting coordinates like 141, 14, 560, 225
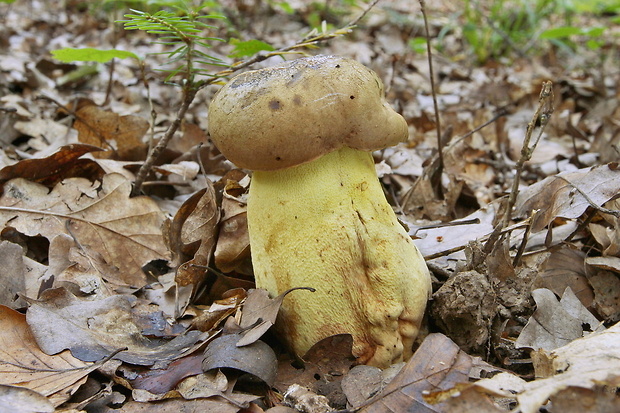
418, 0, 444, 195
484, 80, 555, 254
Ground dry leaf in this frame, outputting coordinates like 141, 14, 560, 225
515, 288, 591, 351
360, 333, 472, 412
167, 183, 219, 289
276, 334, 354, 408
340, 365, 384, 409
191, 289, 246, 332
549, 383, 620, 413
0, 385, 55, 413
175, 369, 228, 400
536, 247, 594, 308
45, 233, 116, 298
0, 241, 27, 309
462, 322, 620, 413
0, 144, 104, 196
410, 202, 496, 259
73, 103, 149, 160
0, 173, 170, 287
516, 163, 620, 232
214, 178, 252, 274
237, 288, 289, 347
0, 305, 97, 407
587, 268, 620, 322
130, 354, 204, 395
203, 334, 277, 387
95, 397, 243, 413
25, 287, 208, 366
586, 256, 620, 272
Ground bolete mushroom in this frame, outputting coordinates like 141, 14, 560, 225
208, 55, 431, 367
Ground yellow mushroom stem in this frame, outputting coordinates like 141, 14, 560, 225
247, 146, 431, 367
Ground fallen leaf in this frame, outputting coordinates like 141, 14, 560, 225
203, 334, 277, 387
360, 333, 473, 412
237, 288, 288, 347
191, 289, 246, 332
410, 202, 496, 259
586, 256, 620, 272
96, 397, 244, 413
516, 163, 620, 232
167, 182, 219, 291
515, 288, 589, 351
73, 103, 149, 160
434, 383, 512, 413
0, 385, 55, 413
13, 116, 69, 143
587, 268, 620, 322
214, 177, 252, 274
130, 354, 203, 395
0, 305, 97, 407
175, 371, 260, 407
175, 369, 228, 399
536, 247, 594, 308
549, 382, 620, 413
457, 322, 620, 413
340, 364, 391, 409
45, 233, 116, 298
0, 144, 104, 197
0, 241, 27, 309
25, 287, 208, 365
0, 173, 170, 287
276, 334, 355, 407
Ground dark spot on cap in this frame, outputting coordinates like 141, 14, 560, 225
275, 156, 282, 161
335, 64, 341, 68
293, 95, 302, 105
350, 95, 355, 99
269, 100, 281, 110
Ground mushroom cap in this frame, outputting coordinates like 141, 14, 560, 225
208, 55, 408, 171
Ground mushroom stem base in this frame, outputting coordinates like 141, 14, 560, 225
247, 146, 431, 367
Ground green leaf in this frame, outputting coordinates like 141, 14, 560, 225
408, 37, 427, 54
51, 48, 140, 63
539, 26, 583, 39
276, 1, 295, 14
582, 27, 605, 37
228, 39, 275, 58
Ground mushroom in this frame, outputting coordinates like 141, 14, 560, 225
208, 55, 431, 367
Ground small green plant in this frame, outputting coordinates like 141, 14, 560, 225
452, 0, 618, 64
540, 25, 607, 51
460, 0, 560, 63
120, 7, 225, 82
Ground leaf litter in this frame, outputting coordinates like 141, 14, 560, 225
0, 0, 619, 412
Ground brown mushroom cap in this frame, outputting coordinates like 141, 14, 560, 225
208, 55, 408, 171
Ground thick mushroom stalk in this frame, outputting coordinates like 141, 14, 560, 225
208, 55, 431, 367
249, 146, 430, 365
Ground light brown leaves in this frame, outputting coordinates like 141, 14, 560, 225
0, 173, 169, 288
516, 163, 620, 232
449, 322, 620, 413
73, 101, 149, 160
345, 333, 484, 413
0, 305, 97, 407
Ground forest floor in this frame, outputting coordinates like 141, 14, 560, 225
0, 0, 619, 412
